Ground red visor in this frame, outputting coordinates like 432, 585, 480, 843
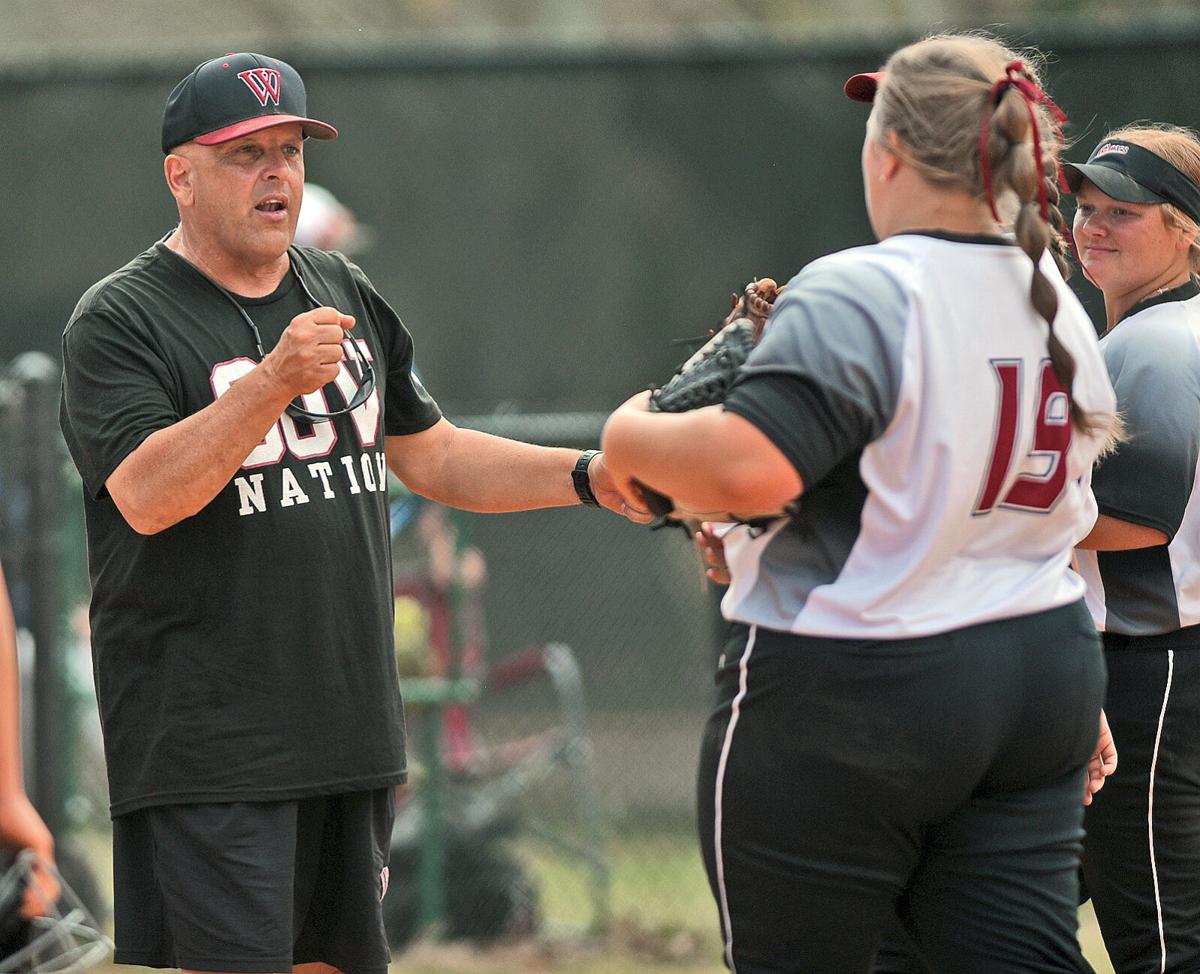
194, 113, 338, 145
843, 72, 883, 103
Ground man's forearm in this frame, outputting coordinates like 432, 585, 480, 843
106, 366, 294, 534
388, 424, 582, 512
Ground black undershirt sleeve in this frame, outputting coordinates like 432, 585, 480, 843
720, 254, 908, 490
725, 374, 877, 489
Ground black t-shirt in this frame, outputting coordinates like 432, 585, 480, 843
60, 240, 442, 815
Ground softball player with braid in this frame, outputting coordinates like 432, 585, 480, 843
1068, 124, 1200, 974
603, 34, 1118, 973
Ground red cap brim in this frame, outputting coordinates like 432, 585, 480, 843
193, 114, 338, 145
843, 72, 883, 103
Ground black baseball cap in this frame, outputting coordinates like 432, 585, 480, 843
161, 52, 338, 154
1064, 139, 1200, 224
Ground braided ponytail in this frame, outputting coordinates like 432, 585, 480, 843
1042, 156, 1072, 279
983, 65, 1110, 438
874, 36, 1112, 440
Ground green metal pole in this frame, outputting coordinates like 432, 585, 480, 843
545, 644, 612, 933
403, 676, 478, 935
418, 508, 469, 934
416, 694, 446, 934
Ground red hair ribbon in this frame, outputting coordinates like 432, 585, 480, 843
978, 60, 1069, 223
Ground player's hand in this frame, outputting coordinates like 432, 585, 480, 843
1083, 709, 1118, 807
262, 306, 356, 397
0, 792, 60, 918
696, 523, 730, 585
721, 279, 780, 333
586, 452, 654, 524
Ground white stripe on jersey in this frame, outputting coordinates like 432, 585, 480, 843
1168, 447, 1200, 627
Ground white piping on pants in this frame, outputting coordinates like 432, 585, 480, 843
714, 624, 758, 974
1148, 648, 1175, 974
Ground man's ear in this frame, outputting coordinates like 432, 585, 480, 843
163, 151, 194, 207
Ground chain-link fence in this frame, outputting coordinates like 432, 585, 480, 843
387, 412, 725, 951
0, 363, 728, 959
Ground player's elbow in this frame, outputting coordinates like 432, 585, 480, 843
706, 420, 803, 512
106, 477, 189, 536
113, 497, 180, 536
129, 517, 173, 537
384, 420, 459, 505
710, 461, 802, 513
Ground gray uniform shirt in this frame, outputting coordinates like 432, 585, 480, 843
720, 231, 1115, 639
1077, 281, 1200, 636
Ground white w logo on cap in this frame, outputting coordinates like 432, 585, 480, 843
237, 68, 281, 107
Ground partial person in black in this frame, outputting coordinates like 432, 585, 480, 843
58, 52, 649, 974
1069, 125, 1200, 974
0, 558, 58, 921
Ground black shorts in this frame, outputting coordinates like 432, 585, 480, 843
699, 602, 1104, 974
111, 788, 395, 973
1081, 628, 1200, 974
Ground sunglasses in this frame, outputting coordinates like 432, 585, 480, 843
209, 261, 376, 422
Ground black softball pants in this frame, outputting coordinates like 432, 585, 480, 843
698, 602, 1104, 974
1081, 631, 1200, 974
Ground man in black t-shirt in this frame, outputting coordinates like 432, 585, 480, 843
59, 52, 646, 974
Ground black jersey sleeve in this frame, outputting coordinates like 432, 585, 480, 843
60, 309, 183, 500
724, 255, 909, 488
347, 262, 443, 436
1092, 315, 1200, 539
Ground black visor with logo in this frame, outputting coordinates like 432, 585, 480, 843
1064, 139, 1200, 224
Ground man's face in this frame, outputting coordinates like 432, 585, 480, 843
173, 122, 305, 265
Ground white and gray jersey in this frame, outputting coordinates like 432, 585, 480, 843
720, 231, 1116, 639
1076, 283, 1200, 636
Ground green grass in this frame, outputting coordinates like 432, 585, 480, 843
391, 960, 721, 973
389, 827, 1115, 973
1080, 900, 1115, 974
83, 822, 1114, 974
520, 826, 715, 931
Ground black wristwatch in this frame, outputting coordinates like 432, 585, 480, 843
572, 450, 602, 508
